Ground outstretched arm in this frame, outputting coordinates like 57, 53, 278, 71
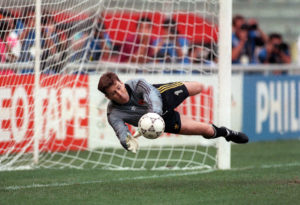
107, 111, 138, 152
107, 112, 129, 148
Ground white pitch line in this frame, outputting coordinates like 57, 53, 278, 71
3, 169, 215, 191
3, 162, 300, 191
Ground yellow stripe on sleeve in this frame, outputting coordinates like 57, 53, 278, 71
157, 82, 184, 93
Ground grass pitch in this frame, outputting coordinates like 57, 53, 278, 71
1, 139, 300, 205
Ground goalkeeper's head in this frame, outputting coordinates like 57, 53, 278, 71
98, 72, 129, 104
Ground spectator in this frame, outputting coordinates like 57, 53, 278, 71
232, 15, 268, 64
119, 17, 155, 63
153, 18, 189, 64
0, 20, 10, 62
0, 20, 20, 64
88, 20, 116, 62
19, 7, 36, 62
258, 33, 291, 73
50, 22, 73, 72
232, 15, 249, 64
0, 10, 21, 63
188, 43, 216, 65
7, 29, 21, 63
69, 30, 90, 62
0, 20, 16, 76
246, 18, 268, 64
18, 9, 62, 73
40, 14, 60, 72
0, 8, 25, 36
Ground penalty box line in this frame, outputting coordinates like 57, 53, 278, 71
3, 162, 300, 191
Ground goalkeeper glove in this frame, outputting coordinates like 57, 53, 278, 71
126, 133, 139, 153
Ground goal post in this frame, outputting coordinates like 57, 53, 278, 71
217, 0, 232, 169
33, 0, 42, 164
0, 0, 232, 171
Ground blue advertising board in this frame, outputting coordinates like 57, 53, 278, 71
243, 75, 300, 141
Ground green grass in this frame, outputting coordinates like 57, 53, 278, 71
1, 139, 300, 205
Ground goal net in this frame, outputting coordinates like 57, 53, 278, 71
0, 0, 231, 170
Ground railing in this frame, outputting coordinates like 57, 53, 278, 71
1, 62, 300, 75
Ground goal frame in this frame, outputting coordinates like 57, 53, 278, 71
31, 0, 233, 169
1, 0, 233, 170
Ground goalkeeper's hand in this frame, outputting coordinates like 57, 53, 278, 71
125, 133, 139, 153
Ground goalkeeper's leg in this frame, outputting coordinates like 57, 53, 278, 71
179, 116, 249, 144
183, 81, 205, 96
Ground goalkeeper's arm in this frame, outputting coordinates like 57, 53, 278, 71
107, 112, 139, 153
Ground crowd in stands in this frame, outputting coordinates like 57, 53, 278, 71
232, 14, 291, 65
0, 8, 292, 74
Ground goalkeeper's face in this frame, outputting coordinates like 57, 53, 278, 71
105, 81, 129, 104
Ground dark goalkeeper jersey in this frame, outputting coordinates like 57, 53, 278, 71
107, 78, 163, 145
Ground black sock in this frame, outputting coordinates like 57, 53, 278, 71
211, 124, 228, 138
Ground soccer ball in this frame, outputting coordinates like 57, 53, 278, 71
138, 113, 165, 139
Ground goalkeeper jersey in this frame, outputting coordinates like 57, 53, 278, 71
107, 78, 163, 145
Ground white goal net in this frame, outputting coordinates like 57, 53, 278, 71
0, 0, 231, 170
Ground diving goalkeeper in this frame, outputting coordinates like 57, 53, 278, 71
98, 72, 249, 153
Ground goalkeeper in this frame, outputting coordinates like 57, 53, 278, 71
98, 72, 249, 153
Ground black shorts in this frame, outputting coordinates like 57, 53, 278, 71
153, 82, 189, 134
